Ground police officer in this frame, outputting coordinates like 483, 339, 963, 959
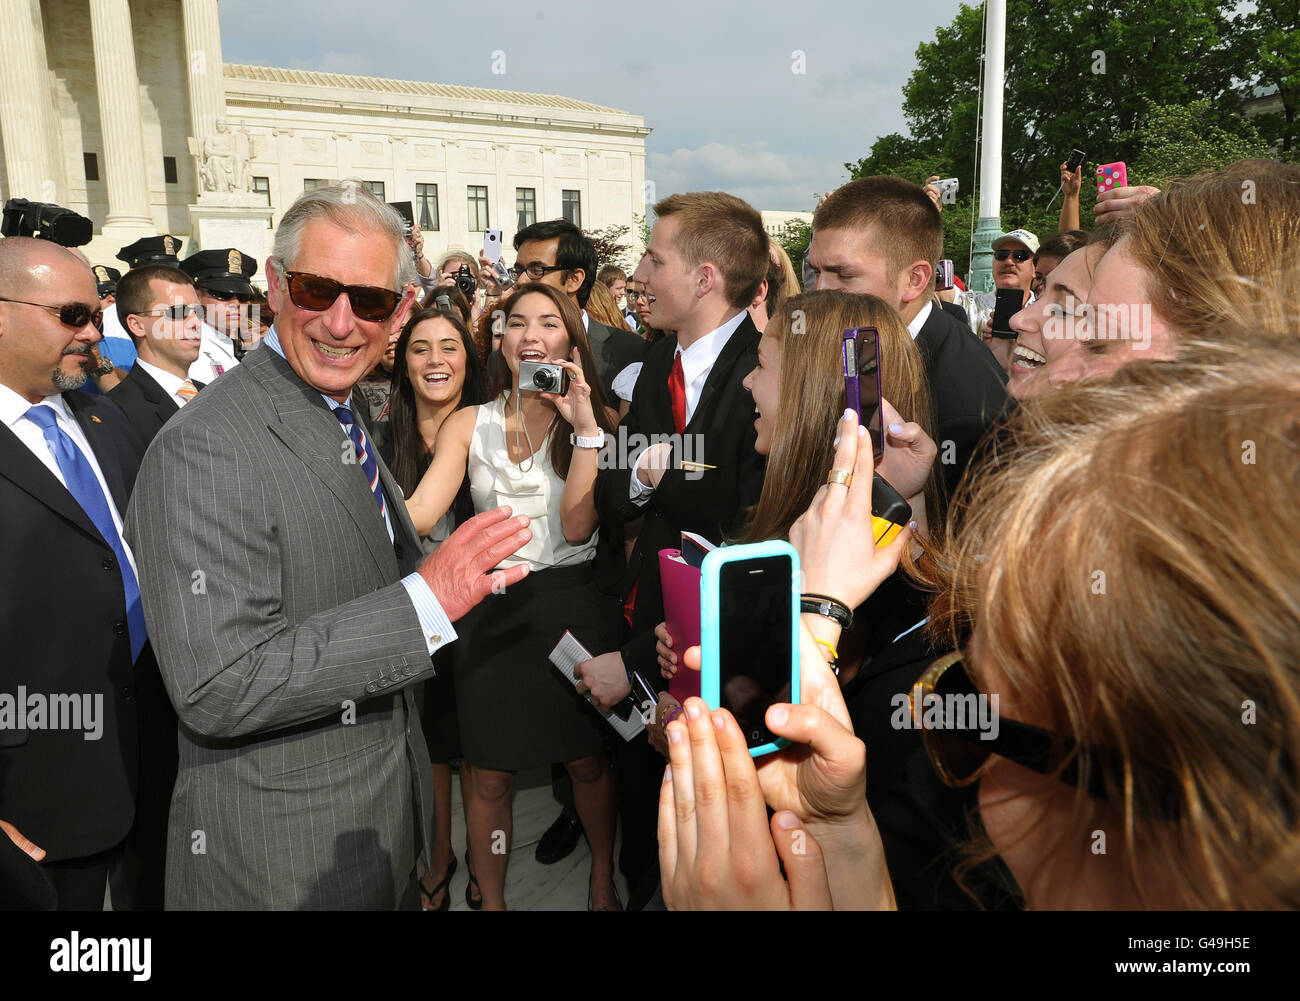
180, 248, 256, 374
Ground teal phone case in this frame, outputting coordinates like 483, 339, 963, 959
699, 540, 801, 758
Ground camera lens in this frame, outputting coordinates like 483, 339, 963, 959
532, 368, 555, 391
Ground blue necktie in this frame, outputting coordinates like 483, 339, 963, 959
333, 406, 388, 526
26, 405, 146, 663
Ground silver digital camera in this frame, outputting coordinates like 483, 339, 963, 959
518, 360, 569, 394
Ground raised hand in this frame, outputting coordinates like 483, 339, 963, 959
416, 505, 531, 621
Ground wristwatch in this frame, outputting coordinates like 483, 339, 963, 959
570, 431, 607, 449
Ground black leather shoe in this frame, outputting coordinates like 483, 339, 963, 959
535, 812, 583, 865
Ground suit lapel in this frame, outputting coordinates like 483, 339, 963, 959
246, 348, 397, 578
0, 413, 106, 545
129, 365, 180, 435
686, 314, 757, 432
66, 393, 133, 518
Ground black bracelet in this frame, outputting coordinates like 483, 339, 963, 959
800, 593, 853, 631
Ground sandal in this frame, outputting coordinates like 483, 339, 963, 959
419, 855, 458, 912
464, 848, 483, 910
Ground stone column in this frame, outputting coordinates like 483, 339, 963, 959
0, 0, 63, 202
89, 0, 153, 230
182, 0, 226, 154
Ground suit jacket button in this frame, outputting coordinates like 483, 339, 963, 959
122, 685, 133, 701
103, 557, 116, 572
365, 682, 377, 693
113, 620, 127, 635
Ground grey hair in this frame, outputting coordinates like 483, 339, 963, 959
268, 179, 415, 291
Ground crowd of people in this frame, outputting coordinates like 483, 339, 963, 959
1, 151, 1297, 912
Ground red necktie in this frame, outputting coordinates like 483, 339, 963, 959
668, 351, 686, 434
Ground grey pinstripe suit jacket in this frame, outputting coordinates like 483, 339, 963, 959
124, 346, 438, 909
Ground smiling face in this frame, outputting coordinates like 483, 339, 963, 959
0, 245, 102, 403
632, 215, 698, 331
609, 278, 626, 307
266, 218, 408, 402
741, 330, 781, 455
1007, 246, 1101, 399
405, 315, 467, 408
501, 288, 572, 386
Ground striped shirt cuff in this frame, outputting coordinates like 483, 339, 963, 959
399, 573, 458, 655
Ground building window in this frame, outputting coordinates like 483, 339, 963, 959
163, 156, 178, 184
516, 187, 536, 230
303, 178, 328, 192
467, 185, 489, 232
562, 189, 581, 228
367, 180, 385, 200
416, 183, 439, 231
252, 176, 271, 206
84, 152, 99, 182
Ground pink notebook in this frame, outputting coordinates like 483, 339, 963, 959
659, 548, 702, 701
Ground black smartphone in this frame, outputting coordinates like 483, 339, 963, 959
1065, 148, 1087, 172
989, 288, 1025, 339
842, 327, 884, 461
701, 542, 800, 756
871, 472, 912, 546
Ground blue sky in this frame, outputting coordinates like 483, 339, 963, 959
219, 0, 970, 212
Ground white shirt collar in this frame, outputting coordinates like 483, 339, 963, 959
581, 309, 589, 331
676, 310, 746, 389
0, 383, 72, 431
134, 357, 190, 404
907, 301, 933, 341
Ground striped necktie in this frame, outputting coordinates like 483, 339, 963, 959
176, 380, 198, 402
333, 406, 387, 523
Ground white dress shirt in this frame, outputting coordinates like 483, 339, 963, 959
134, 358, 195, 407
907, 301, 932, 341
189, 322, 240, 384
0, 382, 138, 575
259, 326, 455, 655
629, 309, 748, 502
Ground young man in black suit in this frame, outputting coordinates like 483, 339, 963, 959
107, 265, 205, 447
572, 192, 769, 903
807, 176, 1009, 497
0, 238, 171, 909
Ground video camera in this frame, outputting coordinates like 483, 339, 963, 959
1, 198, 93, 247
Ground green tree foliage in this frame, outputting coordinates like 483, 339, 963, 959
1235, 0, 1300, 156
847, 0, 1256, 275
775, 219, 812, 271
1130, 100, 1271, 189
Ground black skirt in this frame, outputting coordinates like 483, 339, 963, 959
452, 561, 615, 771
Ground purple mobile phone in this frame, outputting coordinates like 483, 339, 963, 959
842, 326, 884, 461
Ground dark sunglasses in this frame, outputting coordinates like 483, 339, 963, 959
509, 262, 567, 281
203, 287, 251, 303
913, 651, 1181, 819
0, 296, 104, 331
136, 303, 205, 321
993, 249, 1034, 263
282, 271, 401, 322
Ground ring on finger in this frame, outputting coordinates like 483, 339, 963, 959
826, 469, 852, 487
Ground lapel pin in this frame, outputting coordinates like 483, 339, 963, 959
90, 415, 103, 424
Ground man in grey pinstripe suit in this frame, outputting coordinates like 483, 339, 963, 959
124, 183, 532, 909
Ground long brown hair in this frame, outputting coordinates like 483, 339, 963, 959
931, 334, 1300, 908
384, 307, 485, 498
742, 290, 941, 546
585, 279, 629, 330
489, 283, 617, 479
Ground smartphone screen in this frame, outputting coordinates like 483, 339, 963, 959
989, 288, 1025, 338
717, 554, 794, 750
842, 327, 884, 460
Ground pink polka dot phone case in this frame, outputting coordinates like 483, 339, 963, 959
1097, 161, 1128, 196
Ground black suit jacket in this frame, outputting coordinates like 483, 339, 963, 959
594, 314, 766, 681
107, 364, 205, 449
586, 317, 647, 406
914, 303, 1009, 497
0, 390, 153, 861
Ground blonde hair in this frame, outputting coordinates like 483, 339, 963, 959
1124, 158, 1300, 339
584, 279, 629, 330
931, 335, 1300, 908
